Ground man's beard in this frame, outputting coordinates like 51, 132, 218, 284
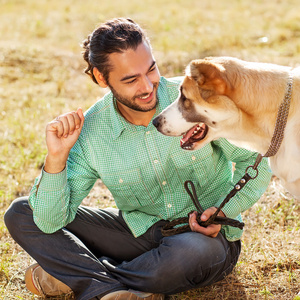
109, 83, 159, 112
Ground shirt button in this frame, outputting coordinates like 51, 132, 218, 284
119, 178, 123, 183
167, 203, 172, 208
154, 159, 158, 164
162, 181, 167, 185
192, 155, 196, 161
146, 131, 150, 134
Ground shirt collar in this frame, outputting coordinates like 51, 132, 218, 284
110, 94, 128, 140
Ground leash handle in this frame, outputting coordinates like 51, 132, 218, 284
183, 180, 245, 229
184, 181, 204, 213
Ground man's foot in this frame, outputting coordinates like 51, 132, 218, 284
101, 289, 165, 300
25, 263, 73, 297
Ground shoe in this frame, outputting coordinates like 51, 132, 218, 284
101, 289, 165, 300
25, 263, 72, 297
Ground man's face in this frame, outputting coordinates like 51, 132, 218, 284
106, 41, 161, 113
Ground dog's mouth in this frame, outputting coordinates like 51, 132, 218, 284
180, 123, 208, 150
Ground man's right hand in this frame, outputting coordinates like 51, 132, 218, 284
44, 108, 85, 173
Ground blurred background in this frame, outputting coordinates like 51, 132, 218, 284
0, 0, 299, 299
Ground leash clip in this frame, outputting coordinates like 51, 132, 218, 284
245, 153, 263, 179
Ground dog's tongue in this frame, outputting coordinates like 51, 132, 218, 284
180, 124, 200, 147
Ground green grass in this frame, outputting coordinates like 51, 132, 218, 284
1, 0, 300, 299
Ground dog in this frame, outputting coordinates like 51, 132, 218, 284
153, 56, 300, 199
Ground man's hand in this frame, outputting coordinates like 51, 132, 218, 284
189, 207, 226, 238
44, 108, 84, 173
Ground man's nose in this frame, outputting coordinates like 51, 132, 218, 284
141, 76, 153, 93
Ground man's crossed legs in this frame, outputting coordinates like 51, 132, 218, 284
4, 197, 241, 300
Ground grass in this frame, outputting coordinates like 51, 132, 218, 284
1, 0, 300, 299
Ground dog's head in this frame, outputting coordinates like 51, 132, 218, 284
153, 57, 241, 150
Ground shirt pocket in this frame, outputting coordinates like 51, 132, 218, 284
171, 144, 216, 188
100, 168, 154, 210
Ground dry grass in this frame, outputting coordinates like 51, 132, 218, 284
1, 179, 299, 300
1, 0, 300, 299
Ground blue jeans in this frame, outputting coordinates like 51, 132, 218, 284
4, 197, 241, 300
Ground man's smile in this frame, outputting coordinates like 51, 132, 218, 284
136, 91, 154, 102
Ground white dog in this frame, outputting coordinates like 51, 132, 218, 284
153, 57, 300, 199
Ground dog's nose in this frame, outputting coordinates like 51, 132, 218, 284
152, 116, 160, 128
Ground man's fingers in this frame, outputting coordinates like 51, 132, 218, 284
76, 107, 85, 129
58, 115, 71, 137
50, 110, 84, 138
65, 113, 79, 135
189, 211, 199, 231
200, 207, 216, 222
72, 112, 81, 130
189, 209, 221, 238
48, 119, 64, 138
76, 107, 84, 120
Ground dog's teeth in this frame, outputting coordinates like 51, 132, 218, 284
183, 145, 192, 150
192, 126, 201, 136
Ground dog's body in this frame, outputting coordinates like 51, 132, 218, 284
153, 57, 300, 199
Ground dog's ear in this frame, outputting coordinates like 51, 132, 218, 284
187, 59, 230, 95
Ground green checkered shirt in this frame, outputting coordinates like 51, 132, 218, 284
29, 76, 272, 241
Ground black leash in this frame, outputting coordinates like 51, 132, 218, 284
161, 154, 262, 237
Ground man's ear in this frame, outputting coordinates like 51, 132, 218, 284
93, 67, 108, 88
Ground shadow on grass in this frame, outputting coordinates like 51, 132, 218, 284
169, 273, 250, 300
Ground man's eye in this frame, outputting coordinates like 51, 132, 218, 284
149, 66, 156, 72
125, 79, 136, 84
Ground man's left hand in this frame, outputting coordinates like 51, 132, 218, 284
189, 207, 225, 238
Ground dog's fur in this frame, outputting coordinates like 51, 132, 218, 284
153, 57, 300, 199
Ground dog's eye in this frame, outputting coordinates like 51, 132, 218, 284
180, 94, 192, 109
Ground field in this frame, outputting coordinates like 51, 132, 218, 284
0, 0, 300, 299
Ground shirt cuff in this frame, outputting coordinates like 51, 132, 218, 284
37, 166, 67, 191
220, 198, 241, 219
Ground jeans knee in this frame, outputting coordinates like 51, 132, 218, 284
166, 232, 227, 268
4, 197, 31, 235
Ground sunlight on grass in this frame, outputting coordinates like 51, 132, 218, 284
1, 0, 300, 299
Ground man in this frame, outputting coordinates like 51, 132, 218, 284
4, 18, 272, 300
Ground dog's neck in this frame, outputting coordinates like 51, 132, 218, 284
228, 70, 294, 155
263, 73, 293, 157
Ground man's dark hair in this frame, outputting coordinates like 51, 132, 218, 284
82, 18, 150, 84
